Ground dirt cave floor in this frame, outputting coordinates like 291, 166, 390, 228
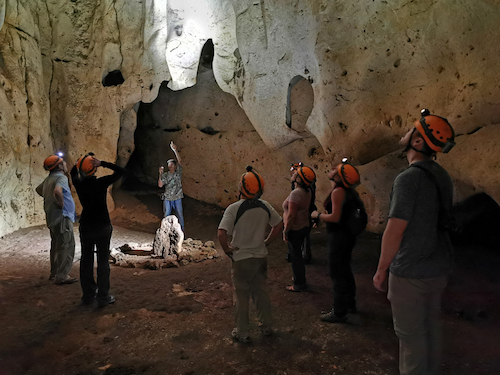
0, 188, 499, 375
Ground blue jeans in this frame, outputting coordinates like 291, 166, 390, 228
163, 198, 184, 230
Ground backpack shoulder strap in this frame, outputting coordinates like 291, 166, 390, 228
234, 199, 271, 226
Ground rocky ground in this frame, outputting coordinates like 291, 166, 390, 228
0, 187, 499, 375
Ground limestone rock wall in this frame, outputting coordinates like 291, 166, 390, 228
0, 0, 499, 237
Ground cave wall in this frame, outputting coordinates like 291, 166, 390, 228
0, 0, 499, 237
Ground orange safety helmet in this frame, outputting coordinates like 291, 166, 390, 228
290, 162, 302, 172
296, 165, 316, 186
43, 155, 63, 171
76, 153, 97, 177
336, 158, 360, 188
414, 109, 455, 153
240, 166, 265, 199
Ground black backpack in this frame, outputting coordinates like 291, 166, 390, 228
233, 199, 270, 226
341, 190, 368, 236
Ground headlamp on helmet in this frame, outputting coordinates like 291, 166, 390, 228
290, 162, 303, 172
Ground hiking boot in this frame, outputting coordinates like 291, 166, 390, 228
54, 275, 78, 285
320, 310, 347, 323
97, 294, 115, 308
231, 328, 251, 344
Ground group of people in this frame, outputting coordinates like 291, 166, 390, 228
217, 158, 364, 343
36, 109, 456, 374
36, 141, 184, 309
218, 109, 457, 375
36, 152, 126, 307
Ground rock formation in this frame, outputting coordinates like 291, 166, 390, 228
1, 0, 499, 236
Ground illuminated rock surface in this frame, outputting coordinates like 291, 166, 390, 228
1, 0, 499, 236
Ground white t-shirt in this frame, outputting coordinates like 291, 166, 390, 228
218, 199, 282, 261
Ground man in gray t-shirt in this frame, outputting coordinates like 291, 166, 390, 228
158, 141, 184, 230
373, 110, 456, 375
36, 154, 77, 285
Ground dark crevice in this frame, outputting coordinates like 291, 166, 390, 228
102, 70, 125, 87
467, 127, 482, 135
199, 126, 219, 135
163, 127, 181, 133
200, 39, 214, 69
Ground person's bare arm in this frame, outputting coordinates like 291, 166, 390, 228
283, 201, 298, 242
53, 185, 64, 208
265, 221, 284, 246
217, 229, 238, 259
158, 166, 164, 188
311, 188, 345, 223
170, 141, 182, 166
373, 217, 408, 292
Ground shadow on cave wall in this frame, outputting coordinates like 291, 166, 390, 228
451, 192, 500, 250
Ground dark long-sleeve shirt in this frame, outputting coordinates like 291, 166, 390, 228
71, 161, 126, 232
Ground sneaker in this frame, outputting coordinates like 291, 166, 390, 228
97, 294, 115, 308
231, 328, 251, 344
54, 276, 78, 285
320, 310, 347, 323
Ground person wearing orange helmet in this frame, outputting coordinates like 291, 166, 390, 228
311, 159, 364, 323
36, 153, 78, 285
283, 164, 316, 292
70, 153, 126, 307
218, 166, 283, 343
373, 109, 455, 375
288, 162, 317, 264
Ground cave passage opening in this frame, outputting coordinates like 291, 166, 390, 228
286, 75, 314, 134
118, 39, 219, 198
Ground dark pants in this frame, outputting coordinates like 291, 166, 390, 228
302, 225, 312, 260
231, 257, 272, 335
327, 229, 357, 317
287, 227, 309, 287
79, 226, 113, 302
